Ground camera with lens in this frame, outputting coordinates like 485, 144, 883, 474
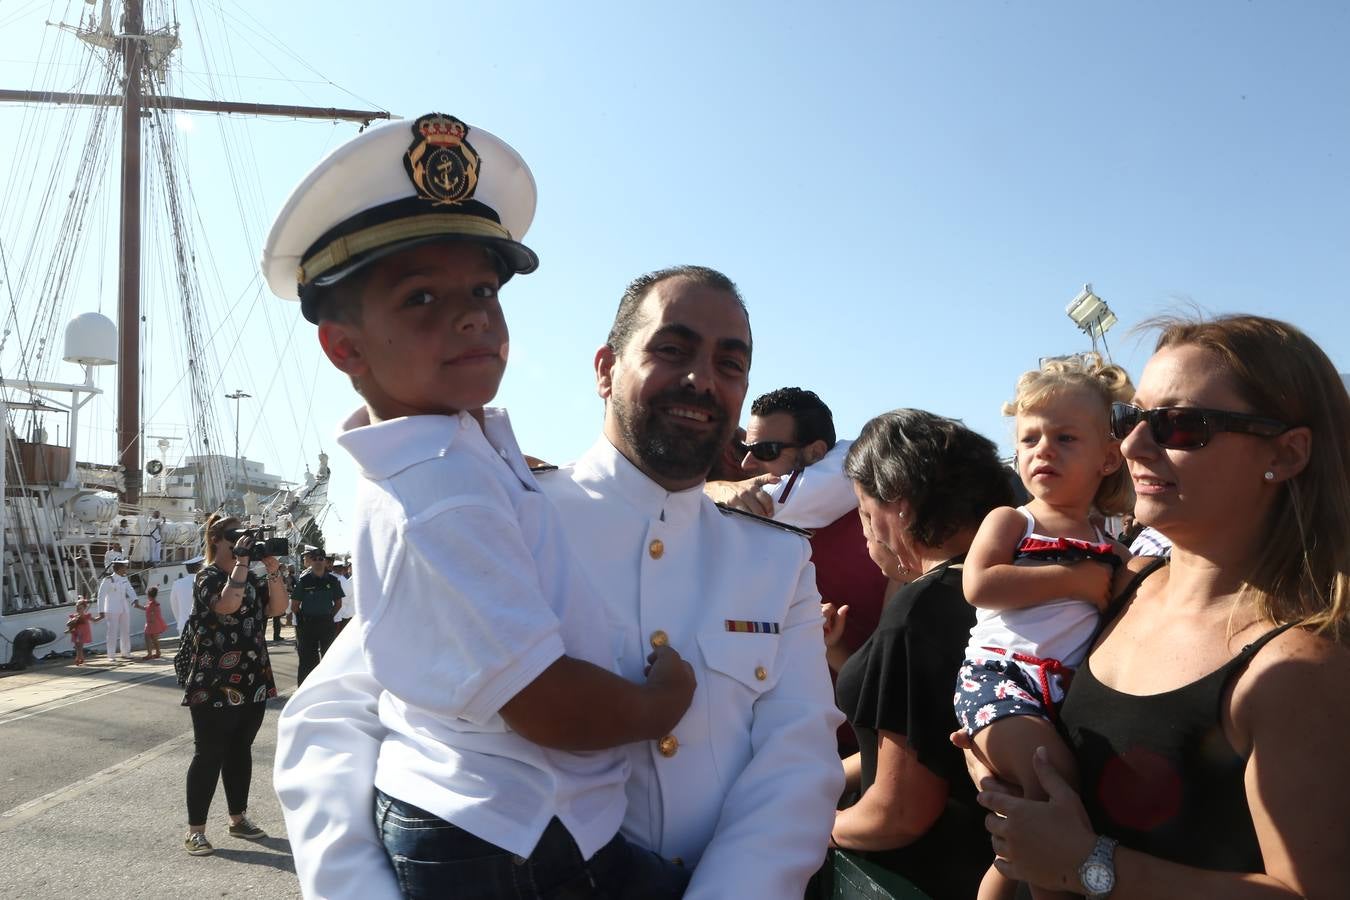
224, 526, 290, 560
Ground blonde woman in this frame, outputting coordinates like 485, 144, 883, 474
977, 315, 1350, 898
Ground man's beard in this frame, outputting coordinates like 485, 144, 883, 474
613, 388, 731, 484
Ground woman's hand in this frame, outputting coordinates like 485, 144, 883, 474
821, 602, 849, 647
231, 530, 255, 561
977, 747, 1097, 891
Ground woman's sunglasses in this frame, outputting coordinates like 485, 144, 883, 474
736, 439, 803, 462
1109, 402, 1289, 450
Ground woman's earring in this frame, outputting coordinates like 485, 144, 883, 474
1264, 471, 1275, 481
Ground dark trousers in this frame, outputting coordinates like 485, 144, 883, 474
295, 614, 336, 686
374, 789, 689, 899
186, 701, 267, 825
271, 616, 283, 641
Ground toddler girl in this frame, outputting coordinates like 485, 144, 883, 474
135, 586, 168, 659
958, 354, 1134, 900
67, 597, 94, 665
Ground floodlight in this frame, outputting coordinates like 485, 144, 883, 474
1066, 284, 1119, 342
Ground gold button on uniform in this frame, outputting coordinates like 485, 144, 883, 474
649, 630, 668, 649
671, 857, 685, 867
754, 665, 768, 681
648, 539, 664, 559
658, 734, 679, 757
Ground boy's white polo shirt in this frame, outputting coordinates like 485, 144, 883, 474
336, 406, 629, 860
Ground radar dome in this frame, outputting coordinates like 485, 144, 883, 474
63, 313, 118, 366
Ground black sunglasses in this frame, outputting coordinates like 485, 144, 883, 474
736, 439, 803, 462
1109, 402, 1289, 450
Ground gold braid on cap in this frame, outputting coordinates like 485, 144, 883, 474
297, 213, 512, 286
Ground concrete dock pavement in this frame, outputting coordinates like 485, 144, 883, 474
0, 628, 305, 899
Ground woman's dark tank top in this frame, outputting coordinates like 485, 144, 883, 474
1059, 562, 1294, 872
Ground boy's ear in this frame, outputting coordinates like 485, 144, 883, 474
594, 345, 616, 400
317, 321, 369, 379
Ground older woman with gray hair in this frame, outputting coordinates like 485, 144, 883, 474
830, 409, 1014, 899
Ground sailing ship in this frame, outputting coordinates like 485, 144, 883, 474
0, 0, 385, 662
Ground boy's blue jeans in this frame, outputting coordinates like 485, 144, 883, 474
375, 789, 691, 899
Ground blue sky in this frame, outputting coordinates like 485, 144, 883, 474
1, 1, 1346, 550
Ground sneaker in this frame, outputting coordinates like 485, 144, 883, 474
184, 832, 214, 856
227, 816, 267, 840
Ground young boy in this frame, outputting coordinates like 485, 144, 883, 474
262, 114, 694, 898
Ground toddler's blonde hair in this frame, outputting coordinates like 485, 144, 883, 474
1003, 353, 1135, 516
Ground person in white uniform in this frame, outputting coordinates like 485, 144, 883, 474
170, 556, 204, 636
264, 113, 700, 898
273, 264, 845, 899
147, 509, 164, 564
95, 558, 137, 659
331, 559, 354, 636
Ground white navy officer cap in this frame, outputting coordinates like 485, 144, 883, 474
262, 113, 539, 323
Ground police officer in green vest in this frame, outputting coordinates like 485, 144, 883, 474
290, 547, 345, 685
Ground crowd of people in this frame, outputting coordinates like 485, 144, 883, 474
144, 111, 1350, 899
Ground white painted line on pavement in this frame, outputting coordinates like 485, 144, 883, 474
0, 670, 178, 726
0, 729, 195, 833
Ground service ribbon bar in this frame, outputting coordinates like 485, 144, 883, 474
724, 620, 780, 634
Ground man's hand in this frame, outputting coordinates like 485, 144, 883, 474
704, 474, 781, 517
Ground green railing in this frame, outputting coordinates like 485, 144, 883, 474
810, 849, 933, 900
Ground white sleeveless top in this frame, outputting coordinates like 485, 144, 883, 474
963, 507, 1102, 666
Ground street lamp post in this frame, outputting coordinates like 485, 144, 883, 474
225, 389, 251, 511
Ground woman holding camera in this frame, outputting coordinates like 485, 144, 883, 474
180, 512, 288, 856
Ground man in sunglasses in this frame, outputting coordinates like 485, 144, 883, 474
707, 388, 890, 731
275, 267, 844, 900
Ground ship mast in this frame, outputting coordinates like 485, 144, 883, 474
0, 0, 390, 504
117, 0, 144, 505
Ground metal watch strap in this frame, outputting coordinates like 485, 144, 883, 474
1079, 834, 1118, 899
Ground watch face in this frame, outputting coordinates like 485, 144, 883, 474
1083, 862, 1114, 893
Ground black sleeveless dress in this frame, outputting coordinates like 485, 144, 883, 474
1059, 563, 1293, 872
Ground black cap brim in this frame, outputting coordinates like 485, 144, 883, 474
299, 234, 537, 323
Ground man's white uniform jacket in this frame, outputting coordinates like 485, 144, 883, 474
273, 436, 843, 900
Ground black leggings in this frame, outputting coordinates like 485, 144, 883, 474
186, 701, 267, 825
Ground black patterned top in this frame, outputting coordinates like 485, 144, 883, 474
181, 564, 278, 708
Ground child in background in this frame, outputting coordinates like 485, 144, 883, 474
67, 597, 94, 665
959, 354, 1134, 900
135, 586, 168, 659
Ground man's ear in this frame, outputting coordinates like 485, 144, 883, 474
317, 321, 369, 379
803, 439, 829, 466
594, 345, 616, 400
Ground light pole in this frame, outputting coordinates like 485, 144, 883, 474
225, 389, 251, 511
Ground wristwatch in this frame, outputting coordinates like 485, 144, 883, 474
1078, 835, 1118, 899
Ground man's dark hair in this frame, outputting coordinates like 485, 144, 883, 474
844, 408, 1014, 547
751, 387, 836, 451
605, 265, 750, 354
